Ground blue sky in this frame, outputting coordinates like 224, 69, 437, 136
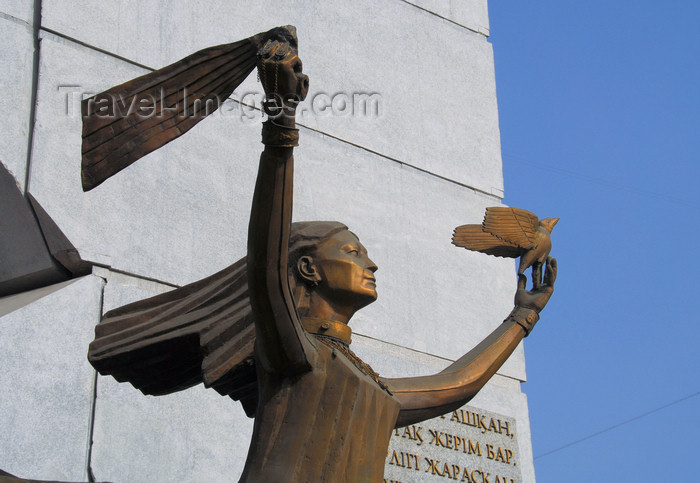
488, 2, 700, 481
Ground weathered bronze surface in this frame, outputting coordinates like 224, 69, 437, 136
452, 206, 559, 275
80, 26, 295, 191
86, 27, 557, 482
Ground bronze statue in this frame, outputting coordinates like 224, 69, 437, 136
86, 27, 557, 482
452, 207, 559, 275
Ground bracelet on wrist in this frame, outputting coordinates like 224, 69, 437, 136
506, 306, 539, 336
261, 120, 299, 147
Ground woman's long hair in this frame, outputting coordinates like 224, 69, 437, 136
88, 221, 347, 416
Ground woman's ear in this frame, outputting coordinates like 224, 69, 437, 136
297, 255, 321, 286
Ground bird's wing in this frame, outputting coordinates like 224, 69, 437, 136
482, 207, 539, 249
452, 224, 523, 258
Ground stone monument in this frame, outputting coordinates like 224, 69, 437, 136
0, 2, 550, 481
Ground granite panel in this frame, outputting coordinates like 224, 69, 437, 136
91, 376, 253, 483
0, 275, 104, 481
0, 16, 34, 192
386, 402, 528, 482
90, 268, 253, 482
40, 0, 504, 193
0, 0, 34, 24
93, 266, 172, 314
467, 381, 535, 483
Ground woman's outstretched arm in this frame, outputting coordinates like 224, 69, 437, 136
385, 258, 557, 427
247, 37, 312, 376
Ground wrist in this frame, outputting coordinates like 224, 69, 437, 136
505, 306, 539, 336
262, 119, 299, 147
262, 97, 297, 128
270, 111, 297, 128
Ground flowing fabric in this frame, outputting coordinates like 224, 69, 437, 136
88, 257, 259, 416
81, 26, 296, 191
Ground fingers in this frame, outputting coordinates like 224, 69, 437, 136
517, 273, 527, 291
273, 43, 293, 60
260, 40, 289, 58
531, 262, 543, 290
259, 40, 295, 63
258, 40, 275, 60
543, 257, 557, 287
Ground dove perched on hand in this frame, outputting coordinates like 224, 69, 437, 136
452, 207, 559, 275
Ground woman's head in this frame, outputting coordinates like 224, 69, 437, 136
289, 221, 378, 321
288, 221, 349, 268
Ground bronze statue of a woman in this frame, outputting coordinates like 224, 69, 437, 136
86, 27, 556, 482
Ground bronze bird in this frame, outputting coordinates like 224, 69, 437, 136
452, 207, 559, 275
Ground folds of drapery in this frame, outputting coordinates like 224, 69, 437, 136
88, 257, 259, 416
80, 26, 297, 191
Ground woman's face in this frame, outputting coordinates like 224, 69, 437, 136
313, 230, 378, 309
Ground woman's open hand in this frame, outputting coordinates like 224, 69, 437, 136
514, 257, 557, 313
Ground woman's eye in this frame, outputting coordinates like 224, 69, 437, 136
348, 249, 359, 255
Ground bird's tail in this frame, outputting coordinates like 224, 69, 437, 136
452, 225, 522, 258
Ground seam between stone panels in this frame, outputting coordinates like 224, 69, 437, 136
23, 0, 42, 194
85, 368, 98, 482
501, 373, 527, 384
297, 124, 504, 200
0, 11, 32, 28
40, 26, 154, 71
353, 332, 456, 363
92, 264, 180, 289
197, 97, 504, 201
84, 279, 104, 482
354, 332, 526, 382
396, 0, 488, 37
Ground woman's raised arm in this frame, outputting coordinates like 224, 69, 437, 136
385, 258, 557, 427
247, 37, 312, 376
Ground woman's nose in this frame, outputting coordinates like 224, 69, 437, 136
366, 257, 378, 273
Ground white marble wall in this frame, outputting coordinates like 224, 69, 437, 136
0, 276, 104, 481
0, 0, 537, 481
0, 6, 35, 192
38, 0, 503, 194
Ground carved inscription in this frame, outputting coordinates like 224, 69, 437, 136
385, 406, 522, 482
